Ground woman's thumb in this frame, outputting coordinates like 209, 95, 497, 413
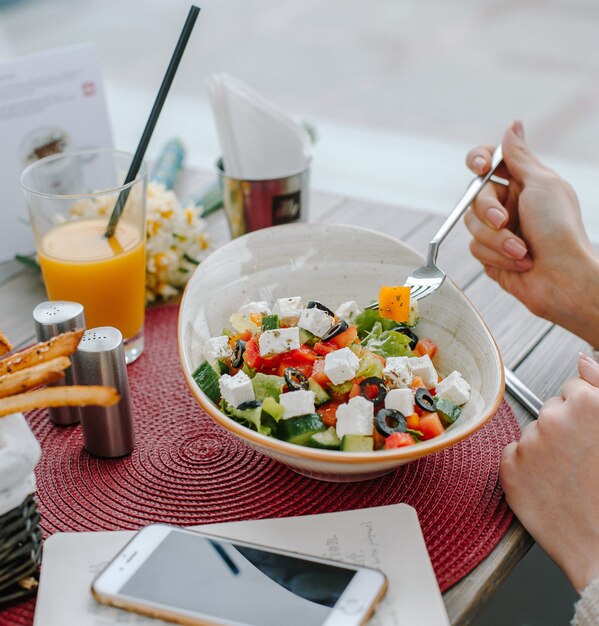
502, 120, 543, 184
578, 353, 599, 388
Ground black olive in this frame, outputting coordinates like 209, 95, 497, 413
375, 408, 407, 437
393, 325, 419, 350
306, 300, 335, 318
284, 367, 309, 391
359, 377, 387, 405
415, 387, 436, 413
321, 320, 349, 342
231, 339, 246, 368
237, 400, 262, 410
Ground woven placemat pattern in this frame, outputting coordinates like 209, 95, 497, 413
1, 304, 520, 624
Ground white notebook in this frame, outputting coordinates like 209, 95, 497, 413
33, 504, 449, 626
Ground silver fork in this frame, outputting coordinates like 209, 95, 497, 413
367, 144, 504, 308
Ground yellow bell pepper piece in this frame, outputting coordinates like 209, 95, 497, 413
378, 285, 411, 323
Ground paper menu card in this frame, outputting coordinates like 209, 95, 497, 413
33, 504, 449, 626
0, 42, 113, 261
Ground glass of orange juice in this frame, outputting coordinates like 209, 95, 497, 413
21, 149, 147, 364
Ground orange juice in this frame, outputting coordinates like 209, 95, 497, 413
38, 218, 145, 339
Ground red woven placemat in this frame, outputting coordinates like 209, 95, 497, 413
2, 304, 520, 625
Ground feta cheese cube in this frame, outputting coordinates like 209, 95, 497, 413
335, 300, 361, 322
203, 336, 232, 363
335, 396, 374, 438
272, 296, 303, 322
435, 371, 471, 406
258, 327, 300, 356
385, 388, 414, 416
298, 307, 334, 338
383, 356, 412, 389
219, 371, 255, 407
408, 354, 438, 388
238, 301, 271, 318
324, 347, 360, 385
279, 390, 316, 419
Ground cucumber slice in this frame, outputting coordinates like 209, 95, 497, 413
308, 378, 330, 407
298, 328, 318, 346
261, 314, 280, 330
193, 361, 221, 404
252, 373, 285, 401
275, 413, 325, 445
307, 427, 341, 450
434, 397, 462, 426
229, 401, 263, 432
215, 360, 229, 375
262, 396, 285, 421
340, 435, 374, 452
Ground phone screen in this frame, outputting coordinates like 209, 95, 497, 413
116, 529, 358, 625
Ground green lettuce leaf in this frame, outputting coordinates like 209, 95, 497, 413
354, 309, 398, 339
362, 323, 413, 358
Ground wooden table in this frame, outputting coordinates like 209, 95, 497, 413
0, 169, 591, 625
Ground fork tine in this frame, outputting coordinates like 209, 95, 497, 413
412, 287, 434, 301
407, 284, 427, 299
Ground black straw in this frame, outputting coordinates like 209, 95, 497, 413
105, 5, 201, 238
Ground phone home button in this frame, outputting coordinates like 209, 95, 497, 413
338, 598, 364, 615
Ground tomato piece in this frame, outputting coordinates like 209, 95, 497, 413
328, 388, 350, 403
310, 359, 330, 387
348, 383, 361, 399
406, 412, 420, 430
373, 429, 386, 450
243, 339, 262, 369
260, 354, 282, 374
228, 329, 253, 349
316, 401, 341, 428
384, 432, 415, 449
329, 325, 358, 348
419, 412, 444, 440
414, 338, 438, 359
277, 362, 313, 378
281, 345, 318, 366
313, 341, 337, 356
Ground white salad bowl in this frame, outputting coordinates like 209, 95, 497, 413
178, 223, 504, 482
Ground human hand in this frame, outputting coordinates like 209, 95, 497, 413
500, 353, 599, 592
464, 121, 599, 347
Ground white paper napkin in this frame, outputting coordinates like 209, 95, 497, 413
0, 412, 41, 516
208, 73, 312, 180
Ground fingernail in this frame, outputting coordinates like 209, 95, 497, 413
503, 238, 527, 259
512, 120, 525, 139
487, 207, 506, 229
472, 156, 487, 174
514, 257, 533, 271
579, 352, 598, 365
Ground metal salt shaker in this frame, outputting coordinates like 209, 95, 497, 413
72, 327, 135, 458
33, 301, 85, 426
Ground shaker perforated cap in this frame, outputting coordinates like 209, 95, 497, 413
33, 301, 85, 426
73, 327, 135, 458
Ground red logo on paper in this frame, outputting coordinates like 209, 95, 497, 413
82, 81, 96, 97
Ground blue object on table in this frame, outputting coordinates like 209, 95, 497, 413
150, 138, 185, 189
191, 180, 223, 218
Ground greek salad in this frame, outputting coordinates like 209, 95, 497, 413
193, 293, 471, 452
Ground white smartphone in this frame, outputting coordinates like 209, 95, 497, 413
91, 524, 387, 626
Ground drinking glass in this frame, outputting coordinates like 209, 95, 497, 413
21, 149, 147, 364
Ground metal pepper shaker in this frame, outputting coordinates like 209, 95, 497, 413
33, 301, 85, 426
72, 327, 135, 458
